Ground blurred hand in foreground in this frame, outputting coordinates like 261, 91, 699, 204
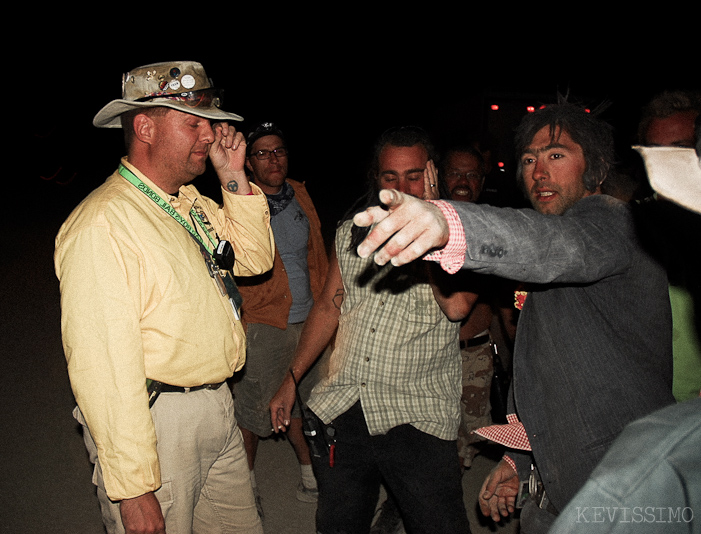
354, 189, 449, 267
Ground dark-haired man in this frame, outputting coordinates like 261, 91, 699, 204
270, 127, 474, 533
352, 103, 675, 533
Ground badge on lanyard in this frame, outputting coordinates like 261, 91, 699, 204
200, 245, 242, 321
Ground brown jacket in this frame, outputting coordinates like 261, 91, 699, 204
237, 179, 328, 330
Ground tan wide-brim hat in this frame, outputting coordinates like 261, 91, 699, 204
93, 61, 243, 128
633, 145, 701, 214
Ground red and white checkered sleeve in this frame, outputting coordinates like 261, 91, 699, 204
424, 200, 466, 274
473, 413, 532, 451
503, 454, 518, 474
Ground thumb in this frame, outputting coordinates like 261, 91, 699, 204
481, 464, 506, 499
481, 475, 498, 500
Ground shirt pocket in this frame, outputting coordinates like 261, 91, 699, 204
404, 292, 442, 325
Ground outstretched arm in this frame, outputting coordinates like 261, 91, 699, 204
270, 249, 344, 432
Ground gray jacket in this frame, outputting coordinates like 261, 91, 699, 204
451, 194, 675, 512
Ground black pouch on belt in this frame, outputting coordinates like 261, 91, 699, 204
290, 370, 336, 460
146, 379, 164, 408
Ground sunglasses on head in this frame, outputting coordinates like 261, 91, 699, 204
136, 88, 223, 109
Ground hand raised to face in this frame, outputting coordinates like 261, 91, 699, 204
209, 123, 251, 195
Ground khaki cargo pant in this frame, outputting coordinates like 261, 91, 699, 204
75, 384, 262, 533
457, 340, 494, 467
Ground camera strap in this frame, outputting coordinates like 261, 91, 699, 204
119, 164, 243, 320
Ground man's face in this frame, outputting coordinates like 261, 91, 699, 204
645, 111, 698, 148
377, 144, 428, 198
521, 126, 592, 215
443, 152, 485, 202
245, 135, 288, 195
151, 110, 216, 188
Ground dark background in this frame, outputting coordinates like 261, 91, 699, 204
23, 36, 699, 239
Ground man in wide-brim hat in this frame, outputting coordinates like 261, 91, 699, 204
55, 60, 274, 533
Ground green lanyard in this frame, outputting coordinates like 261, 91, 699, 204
118, 164, 242, 319
118, 164, 217, 256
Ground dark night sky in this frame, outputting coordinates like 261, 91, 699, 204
25, 34, 699, 236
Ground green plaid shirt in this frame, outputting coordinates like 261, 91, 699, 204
308, 221, 461, 440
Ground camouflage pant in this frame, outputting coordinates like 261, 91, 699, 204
457, 341, 494, 467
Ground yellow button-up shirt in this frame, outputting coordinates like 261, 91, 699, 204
54, 158, 274, 500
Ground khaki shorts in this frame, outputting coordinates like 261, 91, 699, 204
233, 322, 327, 436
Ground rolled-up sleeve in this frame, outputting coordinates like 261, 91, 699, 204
215, 184, 275, 277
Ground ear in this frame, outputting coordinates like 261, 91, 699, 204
595, 157, 610, 190
132, 113, 157, 145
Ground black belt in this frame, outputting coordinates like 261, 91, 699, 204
147, 380, 226, 407
159, 381, 226, 393
460, 334, 490, 349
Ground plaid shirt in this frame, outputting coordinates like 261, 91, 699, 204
308, 221, 461, 440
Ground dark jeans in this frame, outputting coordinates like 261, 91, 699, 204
312, 401, 471, 534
